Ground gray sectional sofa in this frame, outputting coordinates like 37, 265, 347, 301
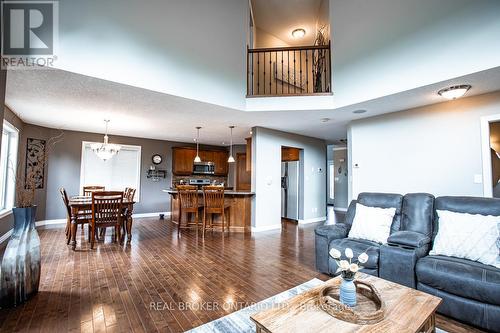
315, 193, 500, 331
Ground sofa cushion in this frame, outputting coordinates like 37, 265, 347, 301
416, 255, 500, 305
401, 193, 434, 237
329, 238, 380, 270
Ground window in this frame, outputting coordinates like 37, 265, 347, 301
0, 121, 19, 214
328, 161, 334, 201
80, 142, 141, 201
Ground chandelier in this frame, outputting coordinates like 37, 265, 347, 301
91, 120, 121, 161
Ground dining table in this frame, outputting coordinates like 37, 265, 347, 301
68, 196, 135, 250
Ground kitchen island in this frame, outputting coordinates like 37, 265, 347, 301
163, 189, 254, 233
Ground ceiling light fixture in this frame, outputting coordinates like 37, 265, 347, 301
228, 126, 235, 163
91, 120, 121, 161
320, 118, 330, 123
353, 109, 367, 114
438, 85, 471, 100
292, 28, 306, 39
194, 126, 202, 163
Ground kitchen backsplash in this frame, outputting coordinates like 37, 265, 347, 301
172, 175, 228, 187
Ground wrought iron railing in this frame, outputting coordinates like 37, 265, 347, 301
247, 42, 331, 97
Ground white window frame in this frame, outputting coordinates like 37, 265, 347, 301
0, 120, 19, 217
79, 141, 142, 202
480, 114, 500, 197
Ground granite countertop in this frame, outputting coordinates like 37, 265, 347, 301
163, 189, 254, 196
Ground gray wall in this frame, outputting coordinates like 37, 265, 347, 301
252, 127, 326, 229
0, 108, 235, 226
348, 91, 500, 200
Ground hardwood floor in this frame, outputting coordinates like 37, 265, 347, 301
0, 218, 485, 333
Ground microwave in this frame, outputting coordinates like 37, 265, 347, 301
193, 162, 215, 175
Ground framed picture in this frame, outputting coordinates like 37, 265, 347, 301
25, 138, 46, 189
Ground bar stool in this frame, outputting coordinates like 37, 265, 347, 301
202, 186, 230, 238
177, 185, 203, 235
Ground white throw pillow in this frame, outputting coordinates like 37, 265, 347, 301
348, 203, 396, 244
430, 210, 500, 268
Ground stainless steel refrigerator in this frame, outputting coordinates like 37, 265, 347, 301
281, 161, 299, 220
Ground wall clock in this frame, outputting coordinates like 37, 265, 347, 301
152, 154, 162, 165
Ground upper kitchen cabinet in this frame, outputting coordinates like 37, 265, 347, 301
213, 150, 229, 176
172, 147, 229, 176
282, 147, 300, 162
172, 147, 197, 175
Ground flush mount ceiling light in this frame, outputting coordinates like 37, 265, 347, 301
91, 120, 121, 161
194, 126, 202, 163
438, 85, 471, 100
292, 28, 306, 38
353, 109, 367, 114
228, 126, 235, 163
320, 118, 330, 123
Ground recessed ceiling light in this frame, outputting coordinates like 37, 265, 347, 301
292, 28, 306, 39
438, 85, 471, 100
353, 109, 367, 114
320, 118, 330, 123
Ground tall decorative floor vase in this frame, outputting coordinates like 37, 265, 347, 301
339, 277, 357, 307
0, 206, 40, 308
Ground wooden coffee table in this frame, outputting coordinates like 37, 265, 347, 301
250, 274, 442, 333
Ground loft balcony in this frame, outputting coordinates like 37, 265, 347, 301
246, 43, 332, 98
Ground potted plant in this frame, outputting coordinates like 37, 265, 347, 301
329, 247, 369, 307
0, 132, 63, 307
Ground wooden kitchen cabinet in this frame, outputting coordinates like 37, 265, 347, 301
245, 137, 252, 172
282, 147, 300, 162
172, 147, 229, 176
213, 150, 228, 175
172, 147, 197, 175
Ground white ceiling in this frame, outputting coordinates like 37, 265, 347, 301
6, 66, 500, 146
251, 0, 323, 46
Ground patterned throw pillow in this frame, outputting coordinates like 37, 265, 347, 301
430, 210, 500, 268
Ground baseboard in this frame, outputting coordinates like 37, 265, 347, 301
35, 219, 66, 227
333, 207, 348, 212
132, 212, 171, 218
0, 229, 13, 245
0, 212, 173, 245
298, 216, 326, 224
251, 224, 282, 232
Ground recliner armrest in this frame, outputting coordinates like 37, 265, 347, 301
387, 231, 430, 249
315, 223, 349, 242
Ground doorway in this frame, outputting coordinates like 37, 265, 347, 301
481, 115, 500, 197
281, 146, 301, 223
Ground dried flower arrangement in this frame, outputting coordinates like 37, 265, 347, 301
313, 25, 329, 93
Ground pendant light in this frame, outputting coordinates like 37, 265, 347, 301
228, 126, 235, 163
91, 120, 121, 161
194, 126, 202, 163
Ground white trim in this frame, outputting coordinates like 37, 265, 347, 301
132, 212, 171, 218
480, 114, 500, 198
251, 224, 282, 232
333, 207, 348, 212
35, 219, 66, 227
332, 147, 347, 151
0, 229, 13, 244
298, 216, 326, 224
0, 209, 12, 219
80, 141, 142, 202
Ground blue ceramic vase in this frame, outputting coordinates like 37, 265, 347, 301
339, 277, 357, 307
0, 206, 41, 308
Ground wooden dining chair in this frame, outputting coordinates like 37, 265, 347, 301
202, 186, 230, 238
124, 187, 136, 201
59, 187, 91, 245
91, 191, 124, 249
83, 185, 105, 196
177, 185, 203, 235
